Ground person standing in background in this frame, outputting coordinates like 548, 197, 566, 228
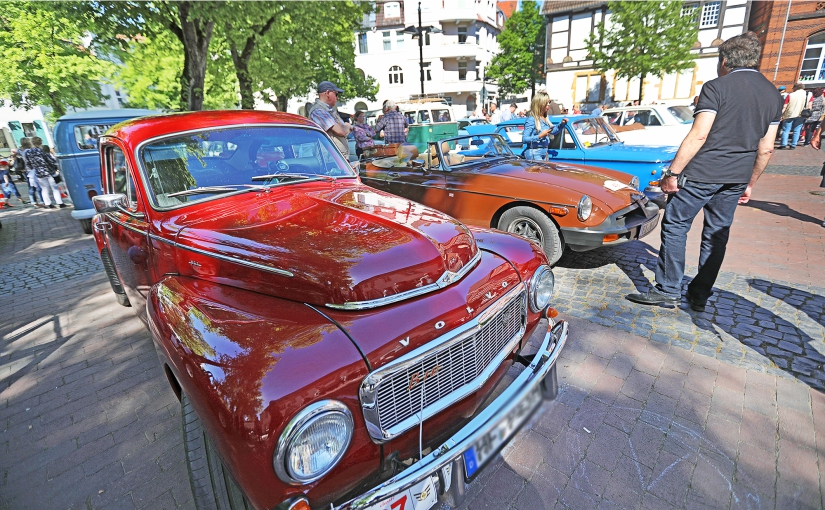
23, 137, 65, 209
308, 81, 352, 160
351, 111, 375, 159
780, 83, 807, 149
803, 88, 824, 146
522, 91, 568, 160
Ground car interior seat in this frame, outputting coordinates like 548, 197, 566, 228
441, 142, 465, 165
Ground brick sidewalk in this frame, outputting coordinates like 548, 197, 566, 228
1, 170, 823, 509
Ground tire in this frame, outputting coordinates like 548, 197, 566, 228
182, 392, 251, 510
80, 218, 93, 235
498, 206, 564, 266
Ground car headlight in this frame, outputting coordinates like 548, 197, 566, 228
577, 195, 592, 221
274, 400, 354, 485
529, 265, 555, 312
629, 176, 639, 190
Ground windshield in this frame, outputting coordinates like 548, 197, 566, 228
139, 126, 354, 209
667, 106, 694, 124
438, 133, 515, 169
568, 117, 620, 148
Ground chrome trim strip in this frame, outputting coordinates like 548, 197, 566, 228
326, 251, 482, 310
176, 243, 294, 277
359, 284, 526, 442
107, 216, 147, 235
339, 320, 568, 509
148, 233, 175, 245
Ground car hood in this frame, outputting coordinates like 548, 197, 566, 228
479, 158, 640, 211
174, 184, 478, 307
581, 143, 678, 163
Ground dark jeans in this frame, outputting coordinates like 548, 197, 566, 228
654, 180, 748, 301
804, 120, 821, 145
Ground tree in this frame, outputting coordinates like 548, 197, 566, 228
586, 1, 698, 102
0, 2, 115, 118
486, 1, 545, 99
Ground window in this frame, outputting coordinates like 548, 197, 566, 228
358, 33, 368, 54
383, 31, 392, 51
681, 3, 699, 23
422, 62, 432, 81
458, 61, 467, 80
389, 65, 404, 84
458, 26, 468, 44
699, 2, 721, 28
432, 109, 451, 122
74, 124, 115, 150
801, 31, 825, 82
108, 146, 137, 210
384, 2, 401, 18
396, 30, 405, 50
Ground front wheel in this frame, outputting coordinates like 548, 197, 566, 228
498, 206, 564, 265
182, 392, 251, 510
80, 218, 93, 235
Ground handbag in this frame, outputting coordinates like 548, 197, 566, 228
801, 108, 812, 118
53, 171, 62, 184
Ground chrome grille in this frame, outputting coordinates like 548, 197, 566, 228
364, 289, 526, 439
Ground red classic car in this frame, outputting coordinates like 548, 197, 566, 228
90, 111, 568, 510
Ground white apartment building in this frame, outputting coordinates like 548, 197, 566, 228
541, 0, 751, 111
291, 0, 507, 117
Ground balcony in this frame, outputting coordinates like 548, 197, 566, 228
425, 36, 487, 59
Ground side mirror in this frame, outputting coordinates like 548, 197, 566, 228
93, 193, 128, 214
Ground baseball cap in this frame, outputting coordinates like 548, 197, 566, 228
778, 85, 786, 91
318, 81, 344, 94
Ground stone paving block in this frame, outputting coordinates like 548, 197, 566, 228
503, 429, 552, 479
743, 382, 778, 417
778, 406, 816, 449
513, 464, 568, 510
675, 389, 711, 427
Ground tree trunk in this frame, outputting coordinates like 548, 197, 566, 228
50, 99, 66, 119
228, 15, 278, 110
638, 73, 645, 104
177, 2, 214, 111
276, 95, 288, 112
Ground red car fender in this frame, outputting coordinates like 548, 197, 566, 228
146, 276, 378, 510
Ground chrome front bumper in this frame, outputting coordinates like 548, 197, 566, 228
337, 319, 569, 510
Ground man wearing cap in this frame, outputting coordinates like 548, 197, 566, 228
374, 100, 409, 144
308, 81, 351, 160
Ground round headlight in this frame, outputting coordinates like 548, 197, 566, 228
577, 195, 592, 221
274, 401, 353, 485
529, 265, 555, 312
629, 176, 640, 190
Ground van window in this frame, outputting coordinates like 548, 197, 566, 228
418, 110, 432, 123
432, 109, 451, 122
74, 124, 115, 150
404, 112, 417, 125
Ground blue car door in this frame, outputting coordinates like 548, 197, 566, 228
544, 125, 586, 164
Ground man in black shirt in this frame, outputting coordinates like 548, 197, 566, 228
627, 32, 782, 311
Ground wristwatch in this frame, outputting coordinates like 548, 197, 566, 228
661, 168, 681, 179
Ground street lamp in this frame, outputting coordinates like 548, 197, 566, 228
402, 1, 442, 96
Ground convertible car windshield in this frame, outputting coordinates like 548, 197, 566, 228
566, 117, 620, 148
442, 133, 516, 168
138, 126, 354, 208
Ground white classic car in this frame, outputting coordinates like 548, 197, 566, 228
601, 104, 694, 147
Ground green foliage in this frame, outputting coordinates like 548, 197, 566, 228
585, 1, 698, 101
0, 2, 115, 117
486, 1, 545, 98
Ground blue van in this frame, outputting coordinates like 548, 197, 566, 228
53, 109, 157, 233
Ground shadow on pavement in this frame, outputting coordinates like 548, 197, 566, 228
740, 199, 823, 225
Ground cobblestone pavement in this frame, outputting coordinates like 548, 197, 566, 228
764, 164, 822, 176
1, 171, 823, 510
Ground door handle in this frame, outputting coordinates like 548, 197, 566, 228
388, 172, 400, 178
94, 221, 111, 232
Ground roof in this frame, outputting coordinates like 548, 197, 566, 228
104, 110, 317, 145
56, 109, 160, 121
541, 1, 606, 16
497, 0, 518, 18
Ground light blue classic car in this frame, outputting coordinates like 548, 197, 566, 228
495, 116, 678, 206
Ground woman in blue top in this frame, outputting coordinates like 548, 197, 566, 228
523, 91, 568, 160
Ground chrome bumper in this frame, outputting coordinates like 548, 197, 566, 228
337, 319, 569, 510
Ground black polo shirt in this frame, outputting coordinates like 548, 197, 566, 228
686, 68, 783, 184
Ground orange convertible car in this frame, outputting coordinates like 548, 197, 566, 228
359, 134, 660, 265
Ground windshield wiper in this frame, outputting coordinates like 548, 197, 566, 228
168, 186, 244, 198
251, 173, 336, 183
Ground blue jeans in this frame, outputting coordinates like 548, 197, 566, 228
524, 148, 549, 160
654, 180, 748, 301
781, 117, 803, 147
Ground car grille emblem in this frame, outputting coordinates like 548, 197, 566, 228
409, 365, 443, 391
399, 337, 410, 347
485, 292, 494, 300
466, 306, 474, 314
434, 321, 445, 330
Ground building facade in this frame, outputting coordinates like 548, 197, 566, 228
291, 0, 506, 117
749, 0, 825, 89
541, 1, 751, 111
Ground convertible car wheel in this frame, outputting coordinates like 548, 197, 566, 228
182, 393, 251, 510
499, 206, 564, 265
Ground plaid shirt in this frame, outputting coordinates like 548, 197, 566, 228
374, 110, 408, 144
22, 147, 58, 178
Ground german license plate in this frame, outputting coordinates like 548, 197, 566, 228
363, 466, 451, 510
638, 216, 658, 239
462, 386, 542, 479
